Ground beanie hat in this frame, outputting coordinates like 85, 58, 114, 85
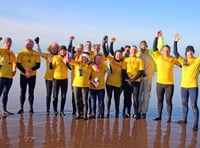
140, 40, 148, 47
185, 45, 195, 54
59, 45, 67, 50
80, 52, 90, 60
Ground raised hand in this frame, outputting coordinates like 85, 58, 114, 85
174, 33, 181, 41
156, 30, 162, 37
103, 35, 108, 44
69, 36, 75, 41
48, 54, 53, 62
111, 37, 116, 42
34, 37, 40, 44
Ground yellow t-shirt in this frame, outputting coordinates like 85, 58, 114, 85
154, 51, 180, 84
178, 56, 200, 88
90, 64, 108, 90
122, 56, 144, 82
106, 56, 123, 87
17, 49, 40, 76
70, 53, 82, 84
0, 48, 16, 78
42, 53, 54, 80
70, 60, 92, 87
52, 55, 68, 80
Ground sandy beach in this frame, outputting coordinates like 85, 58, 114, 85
0, 111, 199, 148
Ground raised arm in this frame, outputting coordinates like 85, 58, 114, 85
109, 37, 116, 56
102, 35, 109, 57
173, 33, 181, 58
34, 37, 43, 56
153, 30, 162, 51
67, 36, 75, 52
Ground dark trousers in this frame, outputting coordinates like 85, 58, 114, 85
90, 89, 105, 117
20, 75, 36, 109
45, 80, 53, 112
0, 77, 13, 111
73, 87, 89, 118
106, 84, 121, 116
181, 87, 199, 126
123, 81, 140, 115
156, 83, 174, 120
52, 79, 68, 112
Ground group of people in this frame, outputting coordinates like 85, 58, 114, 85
0, 30, 199, 131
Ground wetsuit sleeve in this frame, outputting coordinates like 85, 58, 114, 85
173, 41, 180, 58
31, 63, 40, 71
17, 63, 26, 74
153, 37, 158, 51
110, 42, 114, 56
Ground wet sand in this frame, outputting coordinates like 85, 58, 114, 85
0, 112, 199, 148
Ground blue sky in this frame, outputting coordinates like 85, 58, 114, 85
1, 0, 200, 55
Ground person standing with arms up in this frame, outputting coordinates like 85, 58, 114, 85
50, 45, 69, 116
173, 33, 199, 131
17, 39, 41, 114
153, 30, 180, 122
35, 37, 59, 115
103, 37, 124, 118
67, 50, 92, 120
0, 37, 16, 116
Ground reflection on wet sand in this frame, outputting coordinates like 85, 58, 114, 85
0, 115, 199, 147
1, 118, 11, 147
18, 115, 34, 148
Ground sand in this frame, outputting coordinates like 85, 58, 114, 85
0, 112, 199, 148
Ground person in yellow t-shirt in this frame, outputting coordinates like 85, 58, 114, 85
173, 33, 199, 131
49, 45, 69, 116
119, 45, 131, 117
0, 37, 16, 116
67, 36, 78, 115
69, 51, 92, 120
122, 45, 144, 119
102, 36, 124, 118
153, 30, 180, 122
36, 39, 59, 115
89, 54, 109, 119
17, 39, 41, 114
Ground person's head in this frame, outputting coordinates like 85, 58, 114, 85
124, 45, 130, 57
3, 37, 12, 50
93, 44, 100, 54
59, 45, 67, 57
114, 49, 123, 61
185, 45, 195, 58
140, 40, 148, 53
47, 42, 59, 55
94, 54, 102, 65
130, 45, 138, 56
76, 44, 84, 55
162, 45, 170, 57
24, 39, 34, 50
80, 52, 90, 63
85, 41, 92, 52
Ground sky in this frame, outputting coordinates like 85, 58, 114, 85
1, 0, 200, 55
